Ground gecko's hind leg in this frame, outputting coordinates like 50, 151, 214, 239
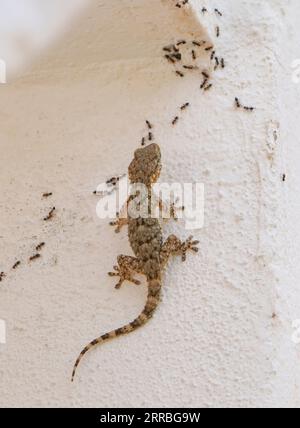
108, 255, 144, 289
160, 235, 199, 266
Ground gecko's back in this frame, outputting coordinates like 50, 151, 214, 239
128, 217, 162, 280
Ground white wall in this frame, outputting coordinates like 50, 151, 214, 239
0, 0, 299, 408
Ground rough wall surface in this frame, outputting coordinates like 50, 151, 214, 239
0, 0, 299, 408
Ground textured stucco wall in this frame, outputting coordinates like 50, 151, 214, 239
0, 0, 300, 408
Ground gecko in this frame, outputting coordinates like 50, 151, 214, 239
71, 143, 199, 381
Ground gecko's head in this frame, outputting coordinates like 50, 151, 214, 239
129, 143, 162, 186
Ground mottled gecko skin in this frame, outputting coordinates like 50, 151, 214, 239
71, 144, 199, 381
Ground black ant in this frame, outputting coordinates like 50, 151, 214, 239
106, 177, 118, 186
204, 84, 213, 91
12, 261, 21, 270
193, 41, 205, 47
200, 78, 208, 89
29, 254, 41, 262
44, 207, 56, 221
183, 65, 197, 70
235, 97, 241, 108
235, 97, 255, 111
36, 242, 45, 252
171, 53, 182, 61
165, 55, 175, 64
180, 103, 190, 110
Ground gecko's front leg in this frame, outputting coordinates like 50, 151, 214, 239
109, 213, 128, 233
110, 194, 138, 233
108, 255, 144, 289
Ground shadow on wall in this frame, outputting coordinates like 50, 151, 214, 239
0, 0, 212, 80
0, 59, 6, 83
56, 0, 210, 65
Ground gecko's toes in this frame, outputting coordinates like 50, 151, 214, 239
108, 265, 120, 275
186, 237, 199, 247
180, 236, 199, 261
109, 220, 122, 233
108, 272, 118, 277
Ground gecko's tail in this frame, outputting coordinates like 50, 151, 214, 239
71, 279, 161, 382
